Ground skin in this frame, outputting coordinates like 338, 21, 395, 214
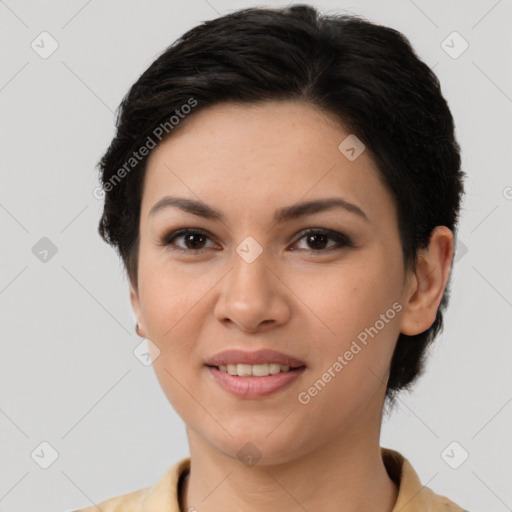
130, 100, 454, 512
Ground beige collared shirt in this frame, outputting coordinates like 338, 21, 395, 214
73, 447, 467, 511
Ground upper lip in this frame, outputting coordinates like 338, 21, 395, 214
205, 349, 306, 368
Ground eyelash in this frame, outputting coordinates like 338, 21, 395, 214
158, 228, 353, 254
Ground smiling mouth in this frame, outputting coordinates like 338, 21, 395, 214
206, 363, 306, 377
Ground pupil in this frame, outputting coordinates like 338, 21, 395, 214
186, 233, 205, 249
308, 233, 327, 250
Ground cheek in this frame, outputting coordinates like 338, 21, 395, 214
137, 264, 209, 415
294, 264, 401, 433
299, 255, 402, 340
298, 255, 403, 395
138, 258, 211, 340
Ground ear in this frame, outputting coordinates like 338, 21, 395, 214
400, 226, 455, 336
130, 282, 147, 338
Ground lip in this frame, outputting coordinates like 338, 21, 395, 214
204, 349, 306, 368
207, 366, 306, 399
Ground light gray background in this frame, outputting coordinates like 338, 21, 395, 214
1, 1, 511, 511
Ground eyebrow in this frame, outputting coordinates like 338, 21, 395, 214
149, 195, 369, 223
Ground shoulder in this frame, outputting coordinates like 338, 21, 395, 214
72, 457, 191, 512
381, 447, 468, 512
73, 487, 148, 512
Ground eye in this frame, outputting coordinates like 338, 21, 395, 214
292, 228, 353, 253
160, 228, 218, 252
159, 227, 352, 254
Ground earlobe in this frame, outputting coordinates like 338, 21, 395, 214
399, 226, 454, 336
130, 284, 147, 338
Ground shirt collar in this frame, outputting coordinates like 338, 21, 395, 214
136, 447, 462, 512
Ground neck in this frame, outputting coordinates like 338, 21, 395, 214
179, 393, 398, 512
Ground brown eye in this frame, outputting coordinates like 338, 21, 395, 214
305, 232, 329, 250
162, 229, 216, 252
293, 229, 353, 252
159, 227, 352, 254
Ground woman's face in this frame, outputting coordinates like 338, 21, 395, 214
131, 100, 416, 464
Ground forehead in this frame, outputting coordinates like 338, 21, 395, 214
141, 100, 396, 227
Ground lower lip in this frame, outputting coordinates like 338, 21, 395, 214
206, 366, 306, 399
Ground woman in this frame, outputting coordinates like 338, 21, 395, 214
76, 4, 466, 511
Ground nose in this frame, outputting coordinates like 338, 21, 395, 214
213, 246, 291, 333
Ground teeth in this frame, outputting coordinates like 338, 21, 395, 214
218, 363, 292, 377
